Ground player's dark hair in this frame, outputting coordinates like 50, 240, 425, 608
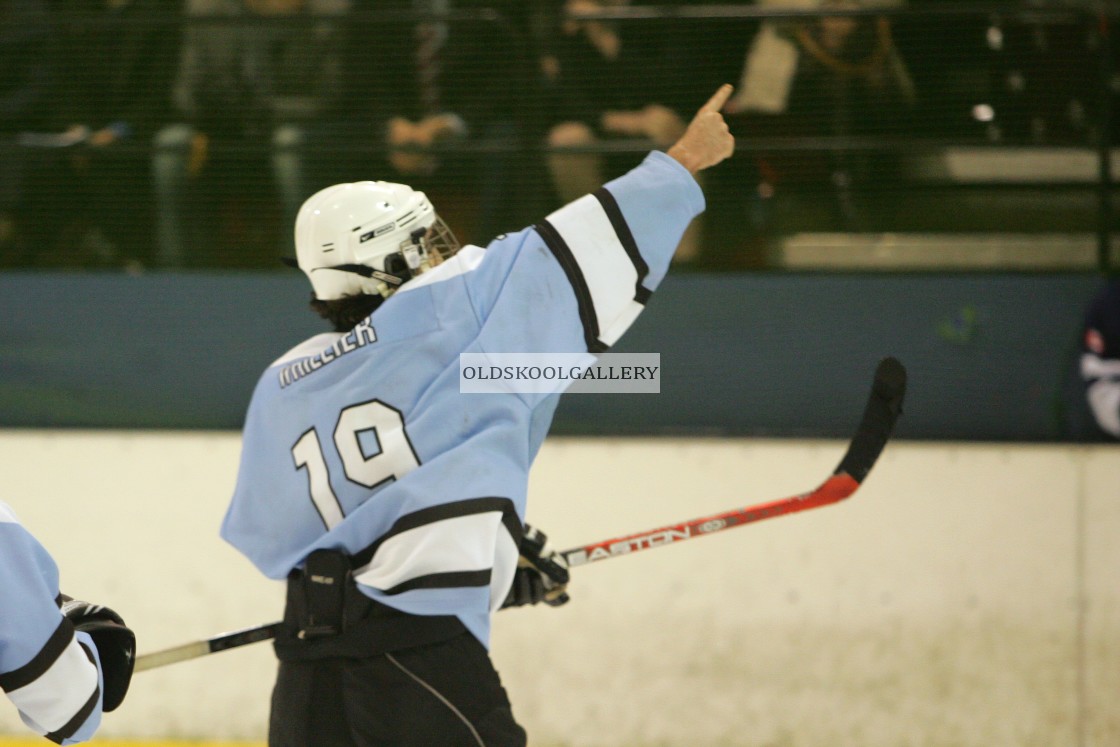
309, 293, 383, 332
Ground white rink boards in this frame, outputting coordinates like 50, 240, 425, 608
0, 431, 1116, 747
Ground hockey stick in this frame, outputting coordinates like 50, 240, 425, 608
557, 356, 906, 567
134, 622, 281, 673
134, 357, 905, 672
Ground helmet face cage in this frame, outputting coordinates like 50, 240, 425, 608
423, 215, 461, 265
382, 216, 461, 287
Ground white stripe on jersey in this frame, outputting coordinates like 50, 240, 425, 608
354, 509, 510, 593
545, 195, 643, 347
489, 523, 519, 612
0, 502, 17, 524
7, 636, 98, 734
600, 301, 645, 348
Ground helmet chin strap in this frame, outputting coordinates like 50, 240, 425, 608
311, 263, 408, 298
316, 263, 406, 286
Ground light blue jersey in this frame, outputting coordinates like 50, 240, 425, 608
0, 503, 103, 745
222, 151, 704, 646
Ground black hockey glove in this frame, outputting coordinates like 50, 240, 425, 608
502, 524, 571, 609
59, 595, 136, 712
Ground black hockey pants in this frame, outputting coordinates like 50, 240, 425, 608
268, 551, 527, 747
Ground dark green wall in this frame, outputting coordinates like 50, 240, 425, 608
0, 271, 1105, 441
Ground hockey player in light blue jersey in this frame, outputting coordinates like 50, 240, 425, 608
0, 502, 135, 744
221, 84, 736, 747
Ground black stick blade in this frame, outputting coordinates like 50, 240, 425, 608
834, 356, 907, 484
208, 622, 282, 653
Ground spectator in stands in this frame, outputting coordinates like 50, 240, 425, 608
699, 0, 917, 269
153, 0, 349, 266
312, 0, 528, 243
539, 0, 686, 202
29, 0, 181, 268
0, 0, 53, 265
1078, 279, 1120, 440
537, 0, 708, 261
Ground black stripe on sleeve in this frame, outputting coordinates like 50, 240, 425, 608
535, 220, 607, 354
351, 497, 521, 570
0, 617, 74, 693
43, 642, 99, 744
500, 508, 524, 548
381, 569, 493, 596
593, 187, 651, 301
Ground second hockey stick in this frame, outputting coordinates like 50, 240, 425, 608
134, 357, 906, 672
133, 622, 281, 673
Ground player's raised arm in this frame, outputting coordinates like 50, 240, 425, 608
469, 86, 736, 357
667, 83, 737, 175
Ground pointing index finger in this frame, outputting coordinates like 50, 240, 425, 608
700, 84, 734, 114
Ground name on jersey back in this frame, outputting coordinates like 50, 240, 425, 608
278, 318, 378, 388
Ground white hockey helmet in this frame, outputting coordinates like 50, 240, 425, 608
292, 181, 460, 300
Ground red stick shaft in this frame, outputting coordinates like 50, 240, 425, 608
560, 472, 860, 567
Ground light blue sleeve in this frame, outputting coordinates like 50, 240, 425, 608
0, 503, 103, 744
466, 150, 704, 358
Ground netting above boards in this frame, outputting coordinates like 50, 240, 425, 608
0, 2, 1117, 272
